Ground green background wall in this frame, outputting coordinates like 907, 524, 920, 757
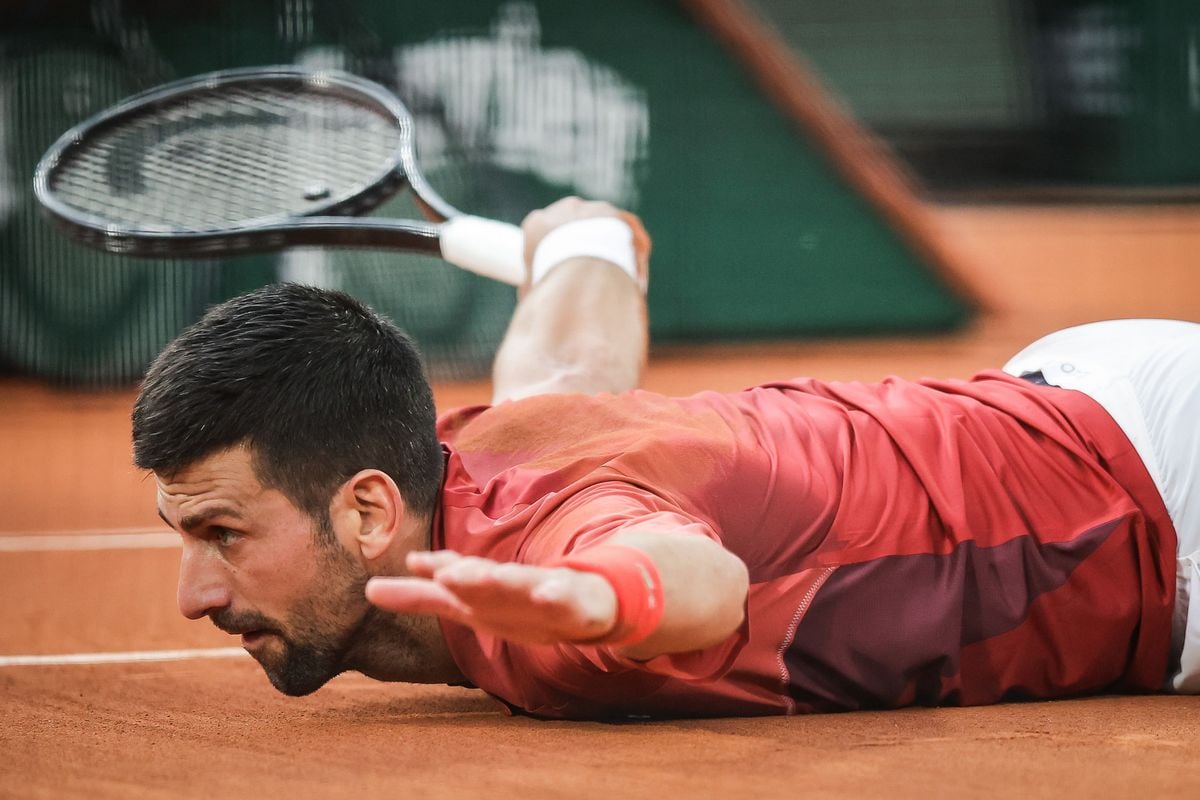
1, 0, 971, 383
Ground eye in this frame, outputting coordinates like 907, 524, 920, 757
213, 527, 241, 548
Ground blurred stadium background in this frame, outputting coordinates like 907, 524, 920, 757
3, 3, 1200, 796
10, 0, 1196, 386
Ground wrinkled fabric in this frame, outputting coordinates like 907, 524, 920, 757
432, 372, 1176, 719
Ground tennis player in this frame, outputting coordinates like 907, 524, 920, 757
136, 197, 1199, 718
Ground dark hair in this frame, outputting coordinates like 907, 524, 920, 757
133, 283, 444, 527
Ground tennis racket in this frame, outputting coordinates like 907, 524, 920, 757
32, 65, 527, 286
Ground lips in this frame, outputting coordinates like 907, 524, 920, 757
240, 630, 270, 648
210, 611, 279, 645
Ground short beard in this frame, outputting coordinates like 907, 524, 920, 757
212, 516, 373, 697
261, 603, 375, 697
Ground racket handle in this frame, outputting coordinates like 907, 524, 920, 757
439, 216, 526, 286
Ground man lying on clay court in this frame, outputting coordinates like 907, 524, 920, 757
136, 197, 1200, 719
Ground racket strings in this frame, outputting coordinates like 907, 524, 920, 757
48, 85, 402, 229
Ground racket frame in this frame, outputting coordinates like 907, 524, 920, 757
33, 66, 466, 260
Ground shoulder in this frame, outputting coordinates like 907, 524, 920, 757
436, 403, 490, 445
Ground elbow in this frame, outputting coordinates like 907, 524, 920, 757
683, 541, 749, 648
713, 549, 749, 637
615, 534, 749, 659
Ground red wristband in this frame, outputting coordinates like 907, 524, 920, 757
558, 544, 665, 647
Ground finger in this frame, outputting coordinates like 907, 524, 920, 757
365, 576, 471, 620
440, 567, 557, 611
438, 561, 572, 602
430, 561, 564, 610
520, 198, 583, 262
434, 556, 503, 589
543, 195, 584, 215
522, 196, 620, 266
450, 567, 617, 642
406, 549, 463, 578
488, 562, 563, 592
579, 199, 618, 217
520, 209, 546, 271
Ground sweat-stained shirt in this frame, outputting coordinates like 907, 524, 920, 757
431, 371, 1177, 719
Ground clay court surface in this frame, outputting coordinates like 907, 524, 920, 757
3, 204, 1199, 798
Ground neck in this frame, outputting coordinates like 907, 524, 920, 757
343, 606, 464, 685
345, 513, 465, 685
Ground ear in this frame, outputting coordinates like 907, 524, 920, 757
329, 469, 407, 562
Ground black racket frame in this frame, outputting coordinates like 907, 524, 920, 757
34, 66, 462, 259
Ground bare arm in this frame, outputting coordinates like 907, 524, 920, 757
491, 197, 651, 404
603, 528, 748, 659
365, 529, 749, 660
366, 199, 750, 659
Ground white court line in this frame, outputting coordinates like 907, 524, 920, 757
0, 647, 247, 667
0, 530, 231, 669
0, 531, 178, 552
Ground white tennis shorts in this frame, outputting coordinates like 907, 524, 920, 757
1003, 319, 1200, 693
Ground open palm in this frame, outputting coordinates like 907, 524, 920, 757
366, 550, 618, 645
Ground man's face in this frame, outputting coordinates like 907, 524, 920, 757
156, 446, 370, 696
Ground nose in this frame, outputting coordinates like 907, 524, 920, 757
176, 542, 232, 620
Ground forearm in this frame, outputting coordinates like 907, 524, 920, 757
599, 530, 749, 660
366, 531, 749, 658
491, 257, 647, 403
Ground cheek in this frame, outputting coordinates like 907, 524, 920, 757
236, 541, 324, 611
312, 550, 371, 617
278, 544, 369, 624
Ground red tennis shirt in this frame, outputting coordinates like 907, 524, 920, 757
432, 371, 1177, 719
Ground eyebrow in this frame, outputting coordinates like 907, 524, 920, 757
158, 505, 242, 533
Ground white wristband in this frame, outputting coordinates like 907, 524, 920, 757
530, 218, 642, 291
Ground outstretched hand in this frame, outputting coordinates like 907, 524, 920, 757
366, 550, 619, 645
